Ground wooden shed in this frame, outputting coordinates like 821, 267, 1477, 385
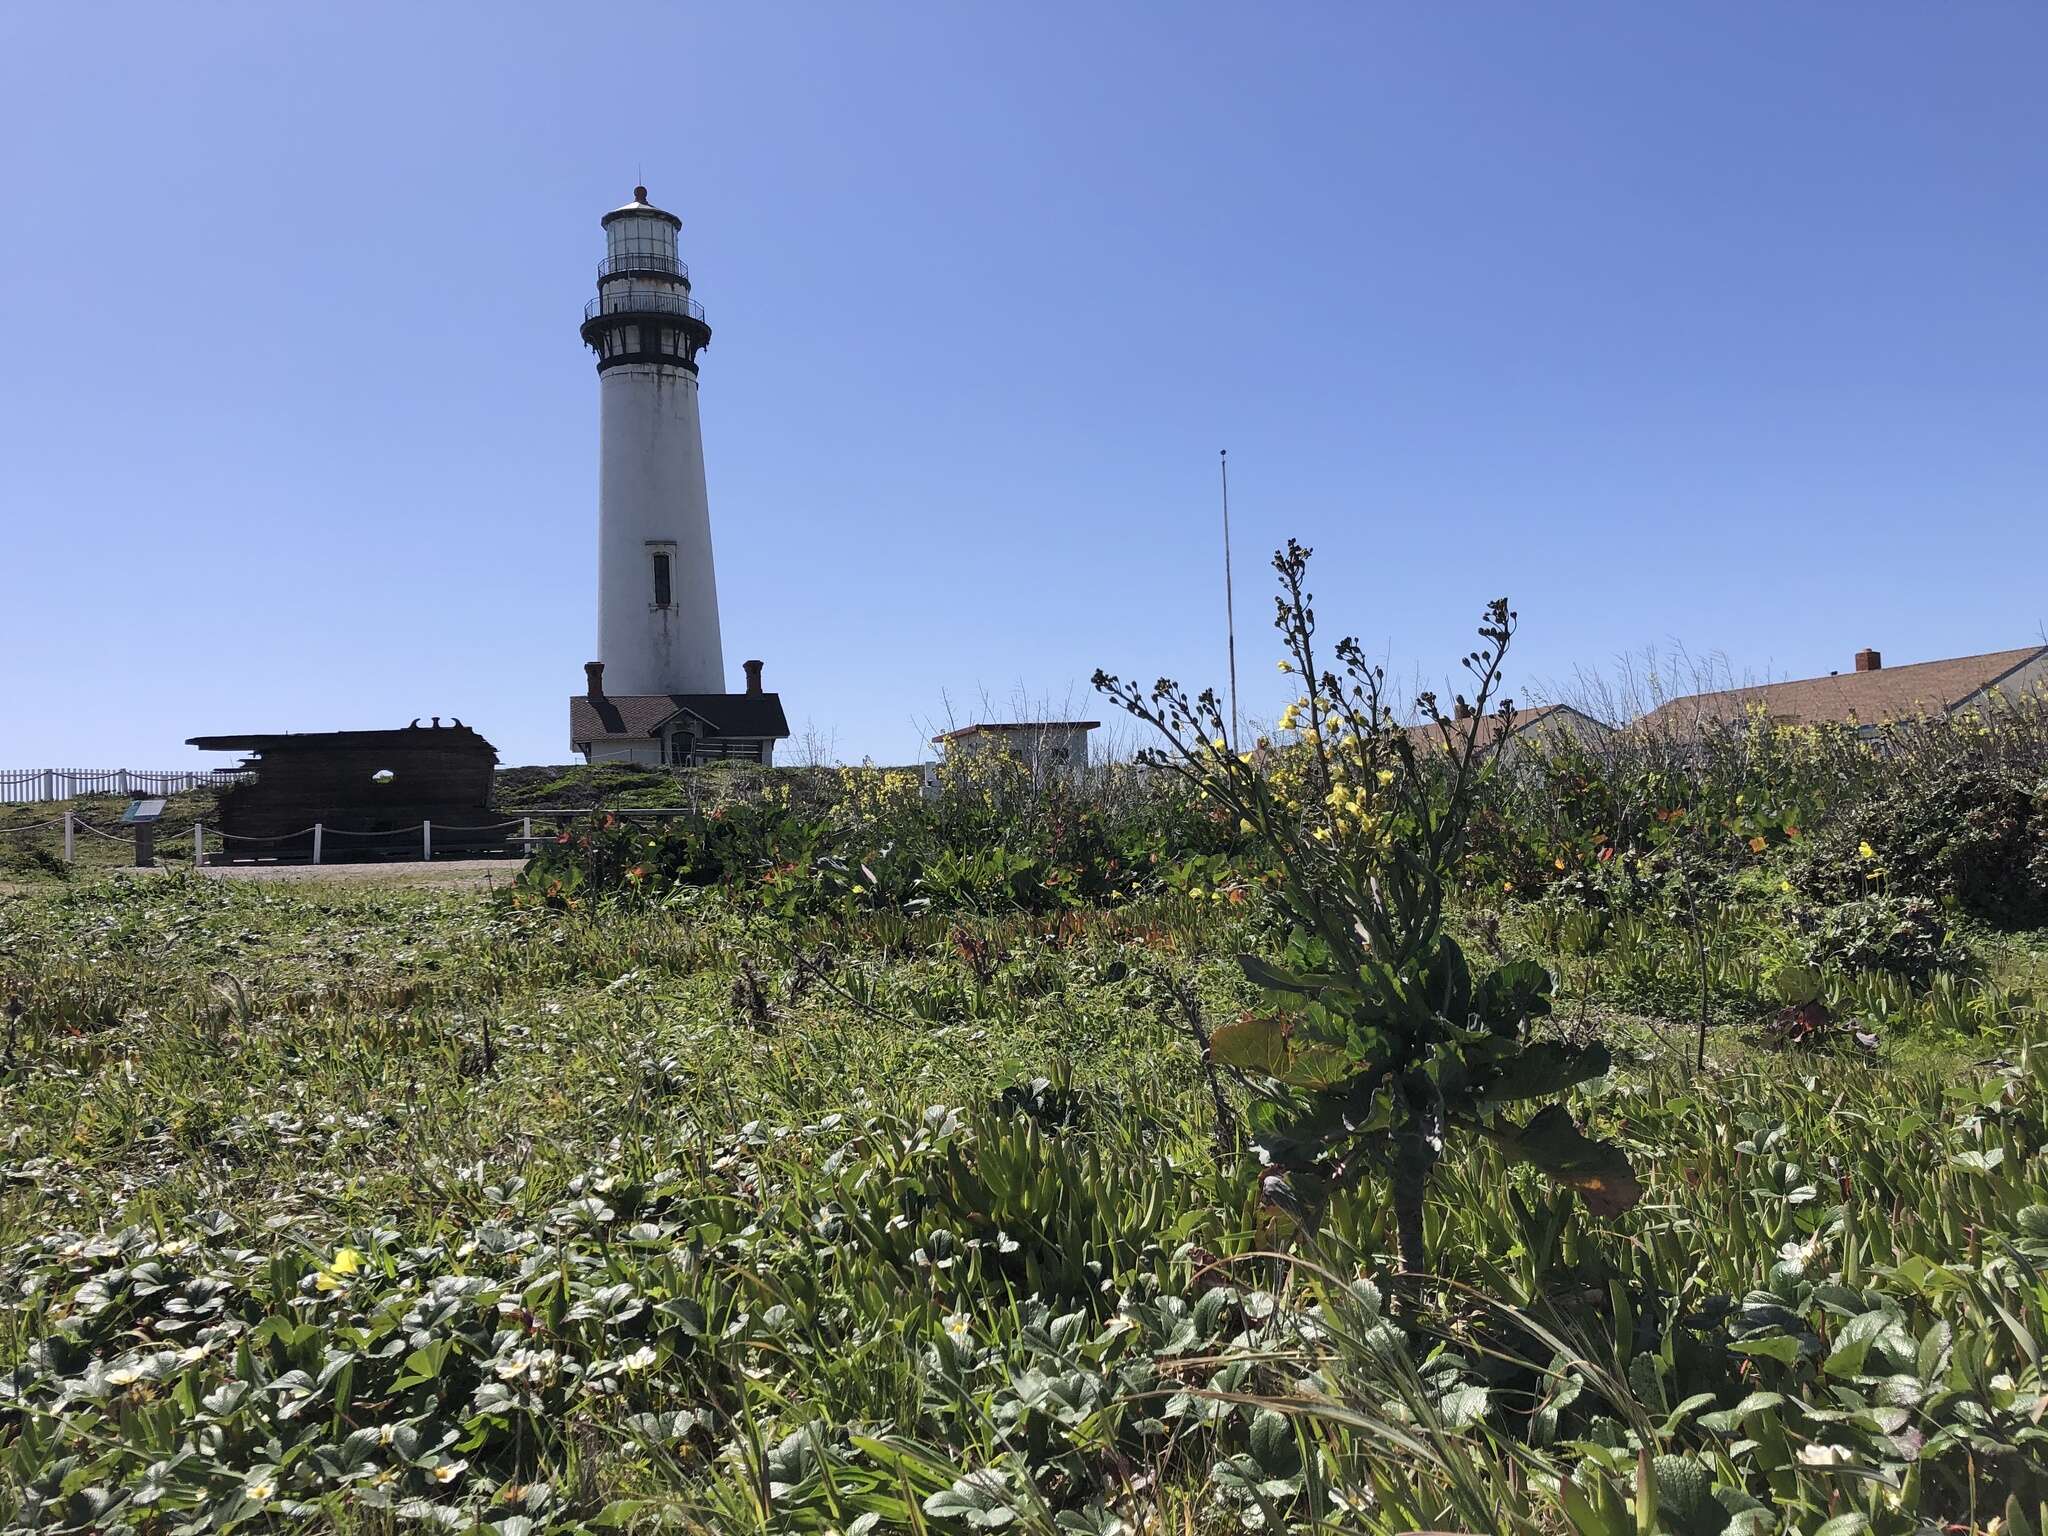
187, 722, 502, 861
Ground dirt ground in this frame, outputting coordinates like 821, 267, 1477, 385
192, 858, 521, 892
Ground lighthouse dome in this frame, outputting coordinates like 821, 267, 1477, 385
601, 185, 682, 229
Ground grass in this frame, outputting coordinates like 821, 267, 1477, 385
0, 791, 219, 886
1, 866, 2044, 1533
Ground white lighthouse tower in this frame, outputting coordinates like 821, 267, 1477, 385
568, 189, 790, 768
585, 187, 724, 695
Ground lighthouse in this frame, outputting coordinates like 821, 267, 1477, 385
569, 188, 789, 767
584, 187, 723, 695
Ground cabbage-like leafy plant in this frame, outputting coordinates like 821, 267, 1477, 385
1095, 540, 1641, 1289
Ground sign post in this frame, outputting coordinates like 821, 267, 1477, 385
120, 798, 168, 868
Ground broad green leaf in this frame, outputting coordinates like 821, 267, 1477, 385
1729, 1335, 1802, 1366
1474, 957, 1554, 1029
1237, 953, 1337, 998
1473, 1041, 1611, 1104
1211, 1013, 1290, 1075
1483, 1104, 1643, 1216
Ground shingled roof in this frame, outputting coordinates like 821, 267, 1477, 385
1638, 645, 2048, 733
569, 692, 791, 749
1403, 703, 1610, 756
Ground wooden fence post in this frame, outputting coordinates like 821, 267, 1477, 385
313, 824, 323, 864
422, 821, 432, 862
193, 822, 204, 866
64, 812, 74, 863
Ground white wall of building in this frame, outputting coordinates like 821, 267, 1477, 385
597, 364, 725, 696
942, 726, 1094, 776
585, 740, 666, 767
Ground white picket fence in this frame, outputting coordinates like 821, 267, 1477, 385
0, 768, 251, 804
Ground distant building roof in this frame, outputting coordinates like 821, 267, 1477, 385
1403, 703, 1609, 756
1637, 645, 2048, 732
570, 693, 791, 748
932, 721, 1100, 745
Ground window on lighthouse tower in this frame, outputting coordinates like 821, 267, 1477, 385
651, 551, 673, 609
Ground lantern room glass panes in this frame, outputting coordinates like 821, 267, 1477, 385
606, 215, 678, 274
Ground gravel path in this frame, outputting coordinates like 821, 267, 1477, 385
194, 858, 522, 891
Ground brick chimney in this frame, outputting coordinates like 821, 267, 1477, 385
1855, 648, 1882, 673
743, 659, 764, 695
584, 661, 605, 700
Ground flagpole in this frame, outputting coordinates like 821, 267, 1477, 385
1220, 448, 1240, 748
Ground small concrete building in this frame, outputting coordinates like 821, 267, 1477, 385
932, 721, 1099, 777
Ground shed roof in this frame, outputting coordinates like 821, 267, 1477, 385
188, 724, 497, 759
932, 721, 1101, 744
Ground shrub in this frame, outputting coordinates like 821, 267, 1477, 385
1096, 540, 1640, 1288
1795, 762, 2048, 928
1794, 894, 1960, 988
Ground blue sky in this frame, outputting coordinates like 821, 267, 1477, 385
2, 4, 2043, 768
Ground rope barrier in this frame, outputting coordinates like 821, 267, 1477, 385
431, 821, 522, 834
321, 825, 425, 837
0, 819, 68, 835
71, 821, 127, 842
214, 827, 320, 845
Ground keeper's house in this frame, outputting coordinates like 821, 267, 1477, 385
569, 660, 791, 766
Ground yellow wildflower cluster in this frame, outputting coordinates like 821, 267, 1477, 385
831, 765, 925, 822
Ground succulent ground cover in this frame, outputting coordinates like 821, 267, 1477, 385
1, 866, 2044, 1536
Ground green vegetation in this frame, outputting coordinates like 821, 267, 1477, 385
0, 792, 217, 884
3, 553, 2046, 1534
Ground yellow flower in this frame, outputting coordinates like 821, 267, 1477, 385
314, 1247, 364, 1291
1858, 841, 1877, 860
1277, 660, 1293, 673
1376, 769, 1395, 786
